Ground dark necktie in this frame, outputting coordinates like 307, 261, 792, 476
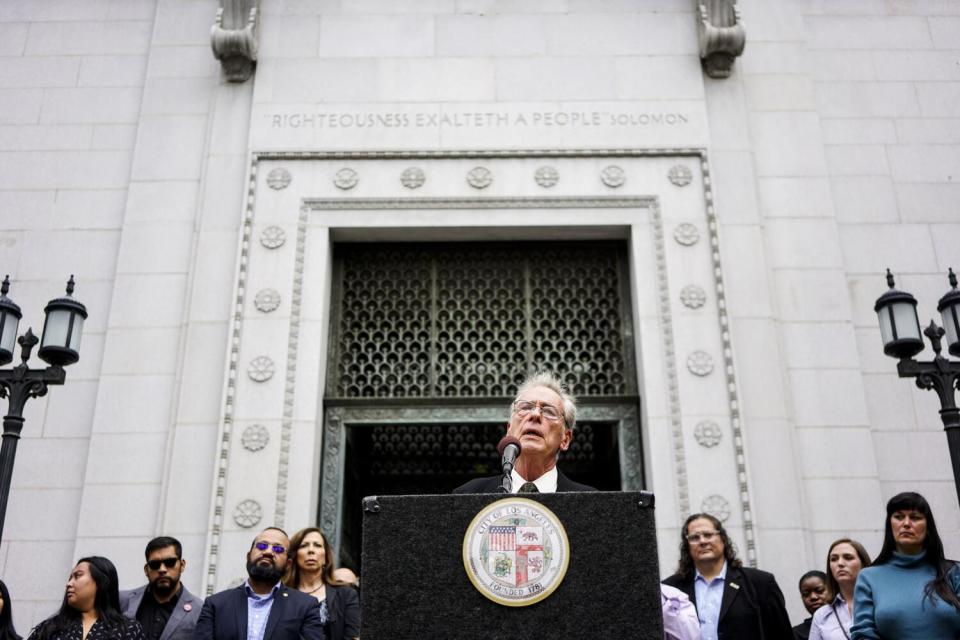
518, 482, 539, 493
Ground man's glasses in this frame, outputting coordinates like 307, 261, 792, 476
254, 541, 286, 554
147, 558, 180, 571
685, 531, 719, 544
513, 400, 564, 423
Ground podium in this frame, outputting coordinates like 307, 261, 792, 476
360, 491, 663, 639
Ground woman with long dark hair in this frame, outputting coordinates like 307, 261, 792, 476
27, 557, 144, 640
0, 579, 22, 640
283, 528, 360, 640
851, 492, 960, 639
809, 538, 870, 640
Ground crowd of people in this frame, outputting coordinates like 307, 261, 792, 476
0, 373, 958, 639
0, 528, 360, 640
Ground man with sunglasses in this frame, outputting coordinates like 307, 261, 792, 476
194, 527, 324, 640
454, 372, 594, 494
120, 536, 203, 640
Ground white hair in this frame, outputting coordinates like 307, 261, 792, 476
512, 371, 577, 430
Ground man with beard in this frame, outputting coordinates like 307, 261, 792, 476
121, 536, 203, 640
194, 527, 324, 640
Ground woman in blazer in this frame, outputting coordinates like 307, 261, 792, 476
283, 528, 360, 640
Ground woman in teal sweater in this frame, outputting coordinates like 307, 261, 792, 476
851, 492, 960, 639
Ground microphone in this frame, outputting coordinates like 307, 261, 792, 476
498, 435, 521, 474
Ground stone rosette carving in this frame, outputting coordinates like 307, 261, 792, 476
694, 421, 722, 448
266, 168, 291, 190
401, 167, 425, 189
260, 226, 286, 249
334, 168, 359, 190
668, 164, 693, 187
242, 424, 270, 452
702, 495, 731, 522
673, 223, 701, 246
680, 285, 707, 309
247, 356, 275, 382
254, 288, 281, 313
601, 165, 626, 188
535, 166, 559, 188
466, 166, 493, 189
233, 499, 263, 528
687, 350, 714, 376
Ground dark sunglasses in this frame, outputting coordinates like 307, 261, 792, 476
254, 541, 286, 554
147, 557, 179, 571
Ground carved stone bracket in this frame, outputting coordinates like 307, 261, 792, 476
211, 0, 260, 82
696, 0, 746, 79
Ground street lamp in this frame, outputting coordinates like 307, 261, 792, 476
875, 268, 960, 508
0, 276, 86, 545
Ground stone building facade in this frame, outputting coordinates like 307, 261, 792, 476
0, 0, 957, 629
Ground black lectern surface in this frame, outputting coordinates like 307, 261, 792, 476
360, 491, 662, 640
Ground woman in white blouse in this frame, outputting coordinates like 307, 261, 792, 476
809, 539, 871, 640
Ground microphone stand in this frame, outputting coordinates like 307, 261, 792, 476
499, 462, 513, 493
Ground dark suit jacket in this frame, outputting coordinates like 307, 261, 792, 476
453, 469, 595, 493
120, 584, 203, 640
192, 583, 323, 640
662, 565, 794, 640
324, 584, 360, 640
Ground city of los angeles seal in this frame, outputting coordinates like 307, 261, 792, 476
462, 497, 569, 607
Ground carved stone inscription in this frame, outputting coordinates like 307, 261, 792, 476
269, 109, 691, 131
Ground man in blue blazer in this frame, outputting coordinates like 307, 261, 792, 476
193, 527, 324, 640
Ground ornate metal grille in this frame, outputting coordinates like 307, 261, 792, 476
328, 242, 636, 399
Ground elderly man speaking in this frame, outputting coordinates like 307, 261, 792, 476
454, 372, 594, 494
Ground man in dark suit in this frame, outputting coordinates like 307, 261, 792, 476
193, 527, 324, 640
120, 536, 202, 640
453, 372, 595, 494
662, 513, 794, 640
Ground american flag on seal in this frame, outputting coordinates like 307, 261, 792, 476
488, 525, 516, 551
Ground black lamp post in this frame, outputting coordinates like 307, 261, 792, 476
0, 276, 86, 545
875, 268, 960, 508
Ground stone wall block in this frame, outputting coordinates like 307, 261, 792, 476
765, 218, 845, 270
494, 57, 617, 101
825, 144, 890, 176
318, 14, 435, 57
77, 55, 148, 87
40, 87, 142, 124
40, 380, 99, 438
862, 372, 923, 432
839, 224, 938, 274
435, 14, 546, 56
805, 16, 932, 49
821, 118, 896, 144
0, 56, 81, 88
378, 58, 495, 102
781, 322, 861, 369
831, 176, 899, 223
92, 374, 175, 434
795, 426, 878, 477
25, 21, 152, 55
546, 12, 696, 55
757, 177, 834, 218
789, 368, 871, 427
751, 112, 828, 176
816, 82, 920, 117
75, 483, 160, 537
773, 269, 853, 322
115, 223, 194, 274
